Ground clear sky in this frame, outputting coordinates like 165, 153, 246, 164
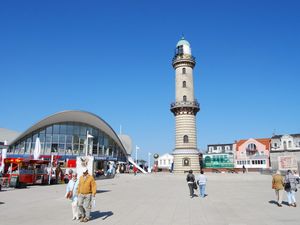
1, 0, 299, 160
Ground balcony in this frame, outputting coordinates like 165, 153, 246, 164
170, 100, 200, 115
172, 54, 196, 68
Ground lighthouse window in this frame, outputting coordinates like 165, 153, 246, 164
183, 95, 187, 102
183, 135, 189, 143
182, 81, 186, 88
177, 46, 184, 55
182, 68, 186, 74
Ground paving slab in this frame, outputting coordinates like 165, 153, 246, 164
0, 172, 299, 225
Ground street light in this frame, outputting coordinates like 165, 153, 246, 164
148, 152, 151, 173
135, 145, 140, 164
86, 130, 94, 156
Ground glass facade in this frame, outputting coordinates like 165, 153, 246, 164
8, 122, 127, 161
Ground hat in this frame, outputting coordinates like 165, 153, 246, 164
83, 167, 88, 173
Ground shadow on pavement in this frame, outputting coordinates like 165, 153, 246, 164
96, 190, 110, 194
282, 201, 290, 206
0, 202, 4, 204
269, 200, 278, 205
91, 211, 113, 220
269, 200, 290, 206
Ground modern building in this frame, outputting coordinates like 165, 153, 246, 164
157, 153, 173, 171
170, 37, 200, 173
270, 134, 300, 171
235, 138, 270, 170
6, 111, 129, 170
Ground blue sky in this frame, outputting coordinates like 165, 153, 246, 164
1, 0, 299, 160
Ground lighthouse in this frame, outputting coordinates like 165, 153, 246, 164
170, 37, 200, 173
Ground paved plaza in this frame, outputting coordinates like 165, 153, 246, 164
1, 172, 299, 225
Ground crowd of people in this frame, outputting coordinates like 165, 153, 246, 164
186, 168, 300, 206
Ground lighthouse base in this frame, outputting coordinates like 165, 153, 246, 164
172, 150, 200, 174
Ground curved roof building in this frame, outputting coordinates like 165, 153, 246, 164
8, 111, 128, 162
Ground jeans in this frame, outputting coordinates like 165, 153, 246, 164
199, 184, 206, 198
286, 191, 296, 205
188, 183, 194, 197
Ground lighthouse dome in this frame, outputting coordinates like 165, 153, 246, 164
175, 37, 191, 55
176, 38, 190, 48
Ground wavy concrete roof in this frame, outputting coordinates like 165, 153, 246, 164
9, 110, 129, 156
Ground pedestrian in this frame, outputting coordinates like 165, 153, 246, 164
242, 165, 246, 174
77, 167, 97, 222
272, 170, 284, 207
65, 172, 79, 220
186, 170, 195, 198
284, 170, 298, 207
55, 164, 62, 184
197, 170, 207, 198
133, 165, 138, 175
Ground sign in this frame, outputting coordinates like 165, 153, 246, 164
203, 154, 234, 168
76, 156, 94, 176
278, 156, 298, 171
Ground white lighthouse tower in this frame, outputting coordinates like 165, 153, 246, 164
170, 37, 200, 173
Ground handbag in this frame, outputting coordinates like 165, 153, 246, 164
66, 190, 73, 199
284, 182, 291, 190
193, 182, 198, 190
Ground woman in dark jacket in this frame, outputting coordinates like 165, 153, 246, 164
284, 170, 298, 207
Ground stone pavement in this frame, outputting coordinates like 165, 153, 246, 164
0, 172, 299, 225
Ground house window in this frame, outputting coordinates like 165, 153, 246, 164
274, 143, 277, 148
183, 135, 189, 143
182, 81, 186, 88
183, 95, 187, 102
283, 141, 287, 150
182, 68, 186, 74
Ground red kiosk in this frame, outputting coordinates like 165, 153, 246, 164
3, 158, 49, 187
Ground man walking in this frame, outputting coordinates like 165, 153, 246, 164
272, 170, 284, 207
186, 170, 195, 198
77, 167, 97, 222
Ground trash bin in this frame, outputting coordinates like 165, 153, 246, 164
9, 176, 19, 188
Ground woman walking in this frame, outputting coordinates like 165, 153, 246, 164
284, 170, 298, 207
65, 172, 80, 220
197, 170, 207, 198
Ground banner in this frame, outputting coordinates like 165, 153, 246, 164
278, 156, 298, 171
203, 153, 234, 168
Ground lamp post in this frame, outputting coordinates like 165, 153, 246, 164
86, 130, 94, 156
135, 145, 140, 164
148, 152, 151, 173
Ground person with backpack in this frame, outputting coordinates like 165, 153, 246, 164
284, 170, 298, 207
186, 170, 195, 198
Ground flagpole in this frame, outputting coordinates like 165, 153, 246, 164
86, 131, 89, 156
135, 145, 138, 163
